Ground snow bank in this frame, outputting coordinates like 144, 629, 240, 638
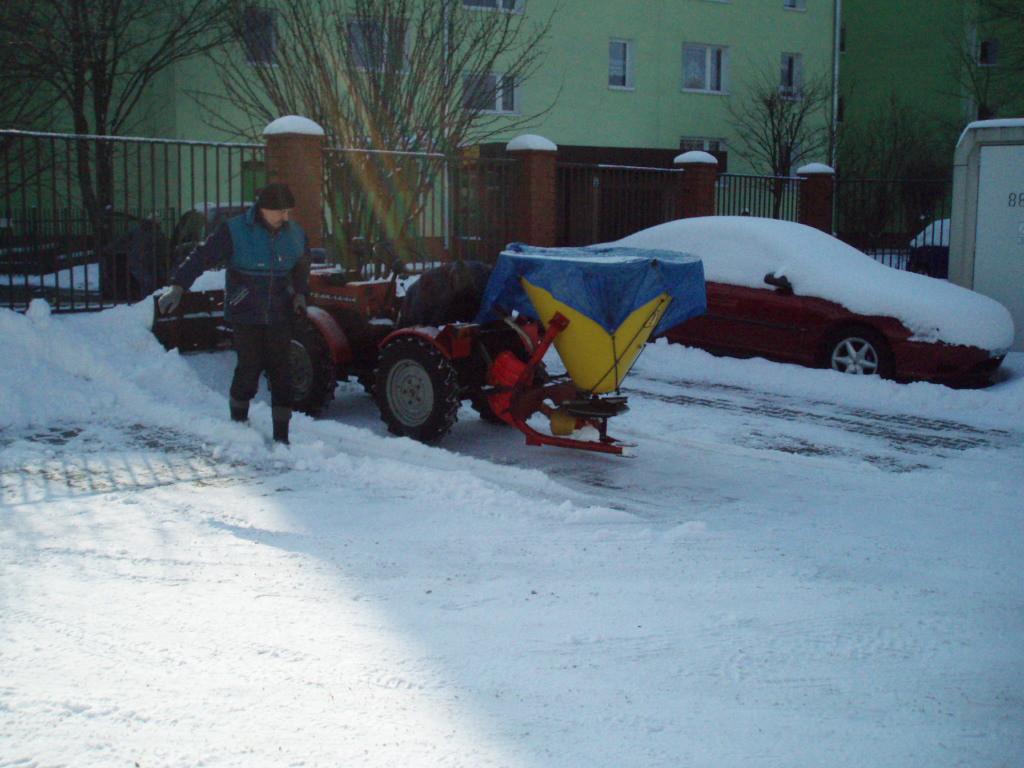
0, 299, 613, 518
615, 217, 1014, 351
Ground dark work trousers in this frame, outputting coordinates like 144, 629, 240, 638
229, 322, 293, 407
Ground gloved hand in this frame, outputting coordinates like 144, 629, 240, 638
158, 285, 184, 315
293, 293, 307, 317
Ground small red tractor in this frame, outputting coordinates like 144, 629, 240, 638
155, 256, 637, 455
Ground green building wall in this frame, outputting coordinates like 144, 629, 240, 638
147, 1, 838, 175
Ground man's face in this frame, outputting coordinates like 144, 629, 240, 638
259, 207, 292, 231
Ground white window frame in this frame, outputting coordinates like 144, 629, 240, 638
608, 38, 635, 90
462, 0, 523, 12
462, 72, 518, 114
779, 52, 803, 98
241, 5, 277, 67
682, 44, 728, 94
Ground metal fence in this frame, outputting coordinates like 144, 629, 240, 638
1, 129, 263, 312
556, 163, 680, 246
834, 177, 952, 276
322, 147, 518, 270
716, 173, 801, 220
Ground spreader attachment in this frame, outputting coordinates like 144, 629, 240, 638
476, 244, 706, 455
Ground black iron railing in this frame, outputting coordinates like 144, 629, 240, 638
322, 147, 518, 270
557, 162, 679, 246
1, 130, 263, 312
716, 173, 801, 220
834, 177, 952, 276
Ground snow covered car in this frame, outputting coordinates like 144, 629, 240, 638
905, 218, 950, 278
615, 217, 1014, 386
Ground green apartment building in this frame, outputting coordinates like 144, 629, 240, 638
839, 0, 1021, 175
133, 1, 840, 175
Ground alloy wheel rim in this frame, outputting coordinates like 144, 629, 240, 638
831, 337, 879, 375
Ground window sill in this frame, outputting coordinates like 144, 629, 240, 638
463, 6, 523, 14
608, 85, 636, 92
681, 88, 729, 96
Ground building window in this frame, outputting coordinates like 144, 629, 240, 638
784, 0, 806, 9
683, 44, 727, 93
780, 52, 803, 97
241, 5, 276, 66
347, 17, 406, 72
837, 95, 845, 123
609, 39, 634, 89
979, 39, 1000, 66
463, 73, 517, 113
840, 24, 846, 52
463, 0, 521, 11
680, 137, 727, 152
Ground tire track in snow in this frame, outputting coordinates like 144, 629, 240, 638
625, 373, 1019, 471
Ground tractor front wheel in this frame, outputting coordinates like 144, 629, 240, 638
289, 317, 337, 416
374, 336, 460, 443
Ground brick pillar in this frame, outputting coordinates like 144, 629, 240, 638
674, 151, 719, 219
797, 163, 835, 233
507, 134, 558, 247
263, 116, 325, 248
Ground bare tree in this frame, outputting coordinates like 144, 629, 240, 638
947, 0, 1024, 122
0, 0, 232, 230
196, 0, 556, 255
834, 92, 950, 249
727, 66, 834, 217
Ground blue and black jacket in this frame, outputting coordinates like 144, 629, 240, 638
170, 206, 310, 325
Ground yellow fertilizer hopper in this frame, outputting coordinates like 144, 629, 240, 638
475, 244, 706, 455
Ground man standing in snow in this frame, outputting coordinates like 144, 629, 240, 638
157, 183, 310, 445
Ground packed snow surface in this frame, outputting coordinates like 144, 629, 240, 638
614, 216, 1015, 351
2, 299, 1023, 767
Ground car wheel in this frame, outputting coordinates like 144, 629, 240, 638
289, 317, 337, 416
374, 336, 460, 443
823, 326, 893, 378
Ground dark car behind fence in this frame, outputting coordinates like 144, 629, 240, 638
834, 177, 952, 277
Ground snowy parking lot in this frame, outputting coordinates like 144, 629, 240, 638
2, 300, 1023, 767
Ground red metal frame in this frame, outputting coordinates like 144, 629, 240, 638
503, 313, 630, 456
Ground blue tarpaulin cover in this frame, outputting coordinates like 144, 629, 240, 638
475, 243, 707, 335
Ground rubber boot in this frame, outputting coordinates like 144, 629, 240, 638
272, 406, 291, 445
230, 398, 249, 423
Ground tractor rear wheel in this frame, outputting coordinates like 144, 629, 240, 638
374, 336, 460, 443
289, 317, 337, 416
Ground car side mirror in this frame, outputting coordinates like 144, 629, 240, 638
763, 272, 793, 295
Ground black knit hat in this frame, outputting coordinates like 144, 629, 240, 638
256, 182, 295, 210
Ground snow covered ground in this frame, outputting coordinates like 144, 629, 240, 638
2, 300, 1023, 767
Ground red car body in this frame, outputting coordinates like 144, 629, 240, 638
662, 280, 1005, 387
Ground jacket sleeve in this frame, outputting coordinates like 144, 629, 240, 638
169, 223, 233, 291
291, 232, 311, 296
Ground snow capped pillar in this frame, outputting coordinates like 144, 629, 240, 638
674, 151, 719, 219
507, 134, 558, 247
797, 163, 835, 234
263, 116, 326, 248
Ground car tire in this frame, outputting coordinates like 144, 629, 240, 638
822, 326, 893, 378
374, 336, 460, 443
289, 318, 337, 416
